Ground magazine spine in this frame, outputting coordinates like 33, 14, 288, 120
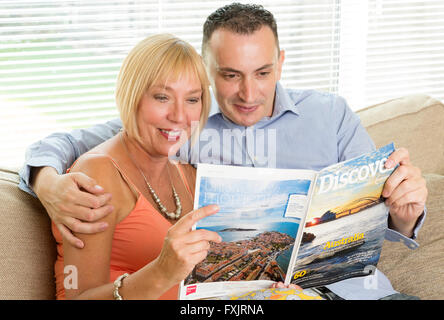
283, 173, 319, 285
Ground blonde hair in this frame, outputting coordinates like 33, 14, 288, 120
115, 34, 211, 145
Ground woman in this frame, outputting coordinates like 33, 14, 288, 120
52, 34, 221, 300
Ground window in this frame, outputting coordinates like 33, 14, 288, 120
338, 0, 444, 108
1, 0, 443, 168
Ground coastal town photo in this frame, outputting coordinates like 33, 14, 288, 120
185, 230, 294, 285
185, 174, 313, 286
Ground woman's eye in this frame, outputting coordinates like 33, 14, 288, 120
187, 97, 200, 104
154, 95, 168, 102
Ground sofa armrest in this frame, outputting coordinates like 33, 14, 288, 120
0, 167, 56, 299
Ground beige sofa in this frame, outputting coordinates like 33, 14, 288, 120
0, 94, 443, 300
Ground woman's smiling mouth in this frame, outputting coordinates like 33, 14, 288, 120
159, 128, 183, 141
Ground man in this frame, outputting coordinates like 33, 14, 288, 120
19, 3, 427, 299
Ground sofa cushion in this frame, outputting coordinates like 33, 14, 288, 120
357, 94, 444, 175
0, 168, 56, 299
377, 173, 444, 300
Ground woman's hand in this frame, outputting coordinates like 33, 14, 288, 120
153, 204, 222, 287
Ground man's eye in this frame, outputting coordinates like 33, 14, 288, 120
258, 71, 271, 77
223, 73, 237, 80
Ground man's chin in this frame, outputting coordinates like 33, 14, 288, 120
220, 112, 256, 127
232, 115, 262, 127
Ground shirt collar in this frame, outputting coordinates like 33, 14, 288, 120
272, 81, 300, 117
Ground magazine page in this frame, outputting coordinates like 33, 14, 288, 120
287, 143, 396, 288
179, 163, 317, 300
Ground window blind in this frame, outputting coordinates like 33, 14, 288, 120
0, 0, 443, 169
338, 0, 444, 108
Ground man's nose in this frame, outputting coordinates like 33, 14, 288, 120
238, 77, 257, 103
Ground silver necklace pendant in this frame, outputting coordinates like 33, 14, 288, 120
146, 180, 182, 219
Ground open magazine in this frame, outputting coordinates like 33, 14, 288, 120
179, 143, 396, 300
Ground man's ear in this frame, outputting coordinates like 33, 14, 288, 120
277, 49, 285, 79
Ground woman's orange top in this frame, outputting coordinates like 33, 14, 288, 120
52, 156, 193, 300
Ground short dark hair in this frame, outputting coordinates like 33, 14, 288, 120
202, 3, 280, 58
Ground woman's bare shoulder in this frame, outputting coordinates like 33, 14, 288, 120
71, 153, 136, 219
71, 153, 118, 180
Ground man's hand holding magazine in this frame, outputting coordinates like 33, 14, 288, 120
383, 148, 427, 238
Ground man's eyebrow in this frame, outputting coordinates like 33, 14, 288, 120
256, 64, 274, 71
217, 64, 274, 73
217, 67, 241, 73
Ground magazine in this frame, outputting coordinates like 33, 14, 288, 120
179, 143, 395, 300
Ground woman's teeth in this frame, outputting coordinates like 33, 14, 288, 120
160, 129, 181, 138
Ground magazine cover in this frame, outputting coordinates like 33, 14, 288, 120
180, 165, 316, 300
179, 144, 395, 300
287, 143, 395, 287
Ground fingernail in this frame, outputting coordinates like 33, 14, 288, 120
94, 185, 104, 191
385, 159, 394, 168
77, 241, 84, 248
100, 222, 108, 230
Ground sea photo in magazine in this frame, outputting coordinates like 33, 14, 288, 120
184, 165, 315, 295
290, 143, 395, 287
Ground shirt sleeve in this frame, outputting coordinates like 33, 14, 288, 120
18, 118, 122, 197
384, 209, 426, 249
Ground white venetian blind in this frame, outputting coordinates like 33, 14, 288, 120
0, 0, 340, 169
0, 0, 443, 169
338, 0, 444, 108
